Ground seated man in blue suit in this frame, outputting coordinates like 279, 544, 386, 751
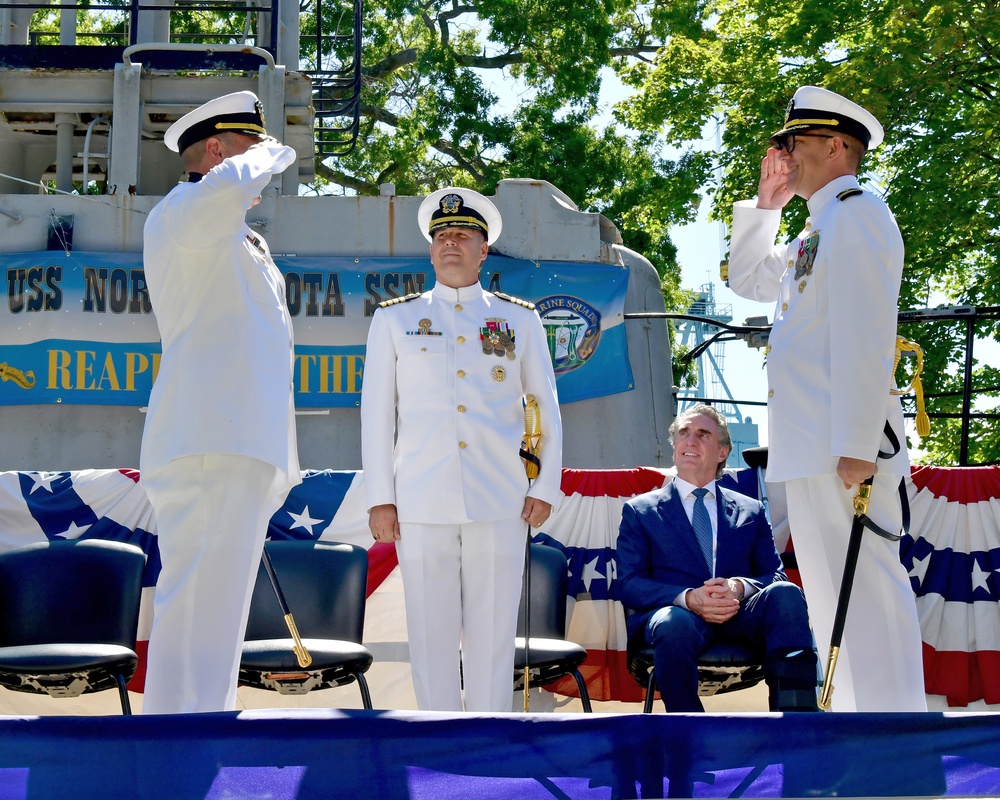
616, 404, 819, 712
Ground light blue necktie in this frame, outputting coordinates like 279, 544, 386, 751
691, 487, 713, 573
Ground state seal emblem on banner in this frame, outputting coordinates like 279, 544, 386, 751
534, 295, 602, 375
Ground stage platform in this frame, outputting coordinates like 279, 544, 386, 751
1, 708, 999, 799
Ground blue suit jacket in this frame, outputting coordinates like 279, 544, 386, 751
615, 481, 787, 642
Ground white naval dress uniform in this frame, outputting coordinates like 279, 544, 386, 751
728, 174, 926, 711
361, 282, 563, 711
140, 142, 301, 713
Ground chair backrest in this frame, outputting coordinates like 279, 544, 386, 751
515, 543, 568, 640
0, 539, 146, 648
245, 541, 368, 643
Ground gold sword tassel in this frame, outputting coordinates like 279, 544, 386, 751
521, 394, 543, 479
891, 335, 930, 437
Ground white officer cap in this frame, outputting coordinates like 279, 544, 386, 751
418, 187, 503, 245
164, 90, 268, 154
772, 86, 884, 151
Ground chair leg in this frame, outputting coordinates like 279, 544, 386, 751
572, 670, 593, 713
355, 672, 373, 710
643, 671, 656, 714
116, 673, 133, 715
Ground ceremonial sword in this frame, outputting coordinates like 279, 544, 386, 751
520, 394, 542, 711
819, 336, 928, 709
261, 546, 312, 668
817, 476, 872, 710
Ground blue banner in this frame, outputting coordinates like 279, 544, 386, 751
1, 251, 633, 407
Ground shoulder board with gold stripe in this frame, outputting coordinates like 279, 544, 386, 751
493, 291, 535, 310
837, 188, 863, 201
379, 292, 422, 308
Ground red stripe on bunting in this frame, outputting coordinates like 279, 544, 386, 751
922, 642, 1000, 707
560, 467, 668, 499
127, 639, 148, 692
545, 649, 648, 704
366, 542, 398, 598
910, 465, 1000, 504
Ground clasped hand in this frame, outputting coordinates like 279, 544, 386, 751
686, 577, 741, 624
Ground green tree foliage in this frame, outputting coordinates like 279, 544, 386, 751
616, 0, 1000, 464
302, 0, 710, 293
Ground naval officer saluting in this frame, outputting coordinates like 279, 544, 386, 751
361, 188, 563, 712
727, 86, 925, 711
140, 91, 300, 713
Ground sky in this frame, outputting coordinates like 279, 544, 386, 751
670, 203, 772, 447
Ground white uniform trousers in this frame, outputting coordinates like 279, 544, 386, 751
396, 519, 527, 712
141, 454, 285, 714
784, 473, 926, 711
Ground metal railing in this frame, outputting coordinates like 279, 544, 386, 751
1, 0, 364, 158
628, 306, 1000, 466
304, 0, 362, 158
0, 0, 279, 55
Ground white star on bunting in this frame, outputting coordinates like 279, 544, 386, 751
57, 520, 92, 539
29, 472, 59, 494
580, 555, 605, 593
908, 551, 932, 585
287, 505, 324, 536
970, 558, 992, 594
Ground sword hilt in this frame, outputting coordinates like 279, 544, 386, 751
853, 480, 872, 516
284, 613, 312, 668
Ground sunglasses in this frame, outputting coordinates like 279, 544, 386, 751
770, 132, 834, 153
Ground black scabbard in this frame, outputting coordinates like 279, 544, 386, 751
261, 545, 292, 617
818, 474, 874, 709
829, 486, 869, 651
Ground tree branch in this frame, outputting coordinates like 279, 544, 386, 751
609, 45, 661, 59
360, 104, 487, 181
365, 48, 420, 79
315, 161, 379, 194
455, 51, 524, 69
364, 42, 662, 82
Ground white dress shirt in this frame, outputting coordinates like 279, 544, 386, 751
671, 476, 752, 608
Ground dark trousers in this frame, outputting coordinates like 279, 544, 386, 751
646, 581, 813, 712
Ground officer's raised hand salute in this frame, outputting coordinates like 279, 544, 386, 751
726, 86, 926, 712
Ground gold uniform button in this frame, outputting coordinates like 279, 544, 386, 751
781, 302, 788, 312
764, 345, 771, 355
788, 259, 794, 267
805, 221, 812, 230
768, 389, 774, 398
457, 370, 466, 378
457, 335, 466, 344
458, 405, 466, 413
455, 303, 463, 311
459, 441, 467, 449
